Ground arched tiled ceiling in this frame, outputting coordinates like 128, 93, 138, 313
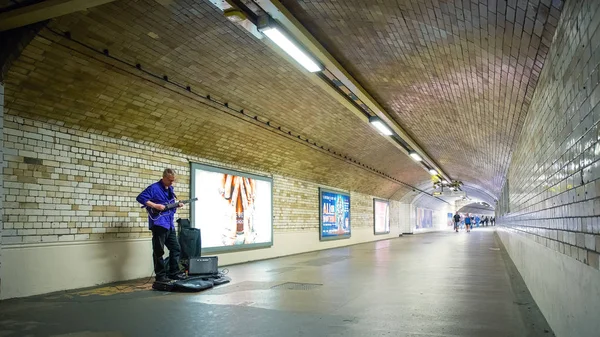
460, 185, 497, 206
280, 0, 563, 198
398, 179, 497, 208
3, 0, 564, 202
458, 203, 495, 216
3, 0, 435, 200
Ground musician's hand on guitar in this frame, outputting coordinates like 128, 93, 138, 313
177, 202, 184, 208
155, 204, 166, 211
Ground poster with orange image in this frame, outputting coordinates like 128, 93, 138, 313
191, 163, 272, 252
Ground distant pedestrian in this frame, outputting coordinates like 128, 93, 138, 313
453, 212, 461, 232
464, 213, 471, 232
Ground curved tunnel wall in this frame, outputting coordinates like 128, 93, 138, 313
496, 1, 600, 336
0, 114, 423, 299
0, 14, 442, 298
404, 193, 452, 234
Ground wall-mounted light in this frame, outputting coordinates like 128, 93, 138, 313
369, 116, 393, 136
409, 151, 422, 161
258, 18, 322, 73
428, 169, 437, 175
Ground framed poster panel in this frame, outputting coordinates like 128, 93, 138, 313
190, 162, 273, 253
416, 207, 433, 229
319, 188, 351, 241
447, 212, 454, 227
373, 198, 390, 235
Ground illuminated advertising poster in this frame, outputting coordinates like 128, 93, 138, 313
447, 212, 454, 227
373, 199, 390, 235
319, 188, 351, 240
191, 163, 272, 253
416, 207, 433, 229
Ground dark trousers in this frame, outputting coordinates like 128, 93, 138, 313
151, 226, 181, 279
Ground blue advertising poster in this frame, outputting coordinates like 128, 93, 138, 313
319, 188, 351, 240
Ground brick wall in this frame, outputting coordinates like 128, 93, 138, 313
3, 114, 189, 243
350, 192, 374, 229
0, 22, 46, 82
3, 114, 404, 244
0, 83, 4, 293
497, 0, 600, 270
4, 30, 425, 202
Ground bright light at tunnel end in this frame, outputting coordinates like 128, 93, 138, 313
261, 27, 322, 73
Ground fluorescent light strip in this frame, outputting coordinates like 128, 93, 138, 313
409, 152, 422, 161
428, 169, 437, 175
261, 27, 322, 72
370, 120, 393, 136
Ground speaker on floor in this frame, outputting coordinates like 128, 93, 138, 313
188, 256, 218, 276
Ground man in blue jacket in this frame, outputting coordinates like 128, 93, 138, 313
137, 168, 186, 282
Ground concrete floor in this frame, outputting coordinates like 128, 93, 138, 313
0, 228, 553, 337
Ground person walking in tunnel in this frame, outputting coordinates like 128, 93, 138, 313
137, 168, 187, 282
464, 213, 471, 232
453, 212, 461, 232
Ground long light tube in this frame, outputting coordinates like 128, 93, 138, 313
428, 169, 438, 175
369, 116, 393, 135
409, 151, 422, 161
261, 26, 322, 72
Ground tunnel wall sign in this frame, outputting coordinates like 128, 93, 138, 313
190, 162, 274, 253
319, 188, 351, 241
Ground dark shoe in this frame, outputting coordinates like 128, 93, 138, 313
155, 275, 171, 282
169, 272, 188, 280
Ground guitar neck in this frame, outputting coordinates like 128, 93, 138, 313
164, 198, 198, 210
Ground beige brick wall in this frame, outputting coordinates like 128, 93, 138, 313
349, 192, 374, 229
0, 83, 4, 291
4, 30, 425, 202
498, 0, 600, 271
3, 114, 189, 243
3, 114, 403, 244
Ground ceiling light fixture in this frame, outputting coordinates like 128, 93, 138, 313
258, 23, 322, 73
409, 151, 422, 161
369, 116, 393, 136
428, 169, 437, 175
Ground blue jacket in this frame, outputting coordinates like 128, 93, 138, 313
136, 180, 177, 230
